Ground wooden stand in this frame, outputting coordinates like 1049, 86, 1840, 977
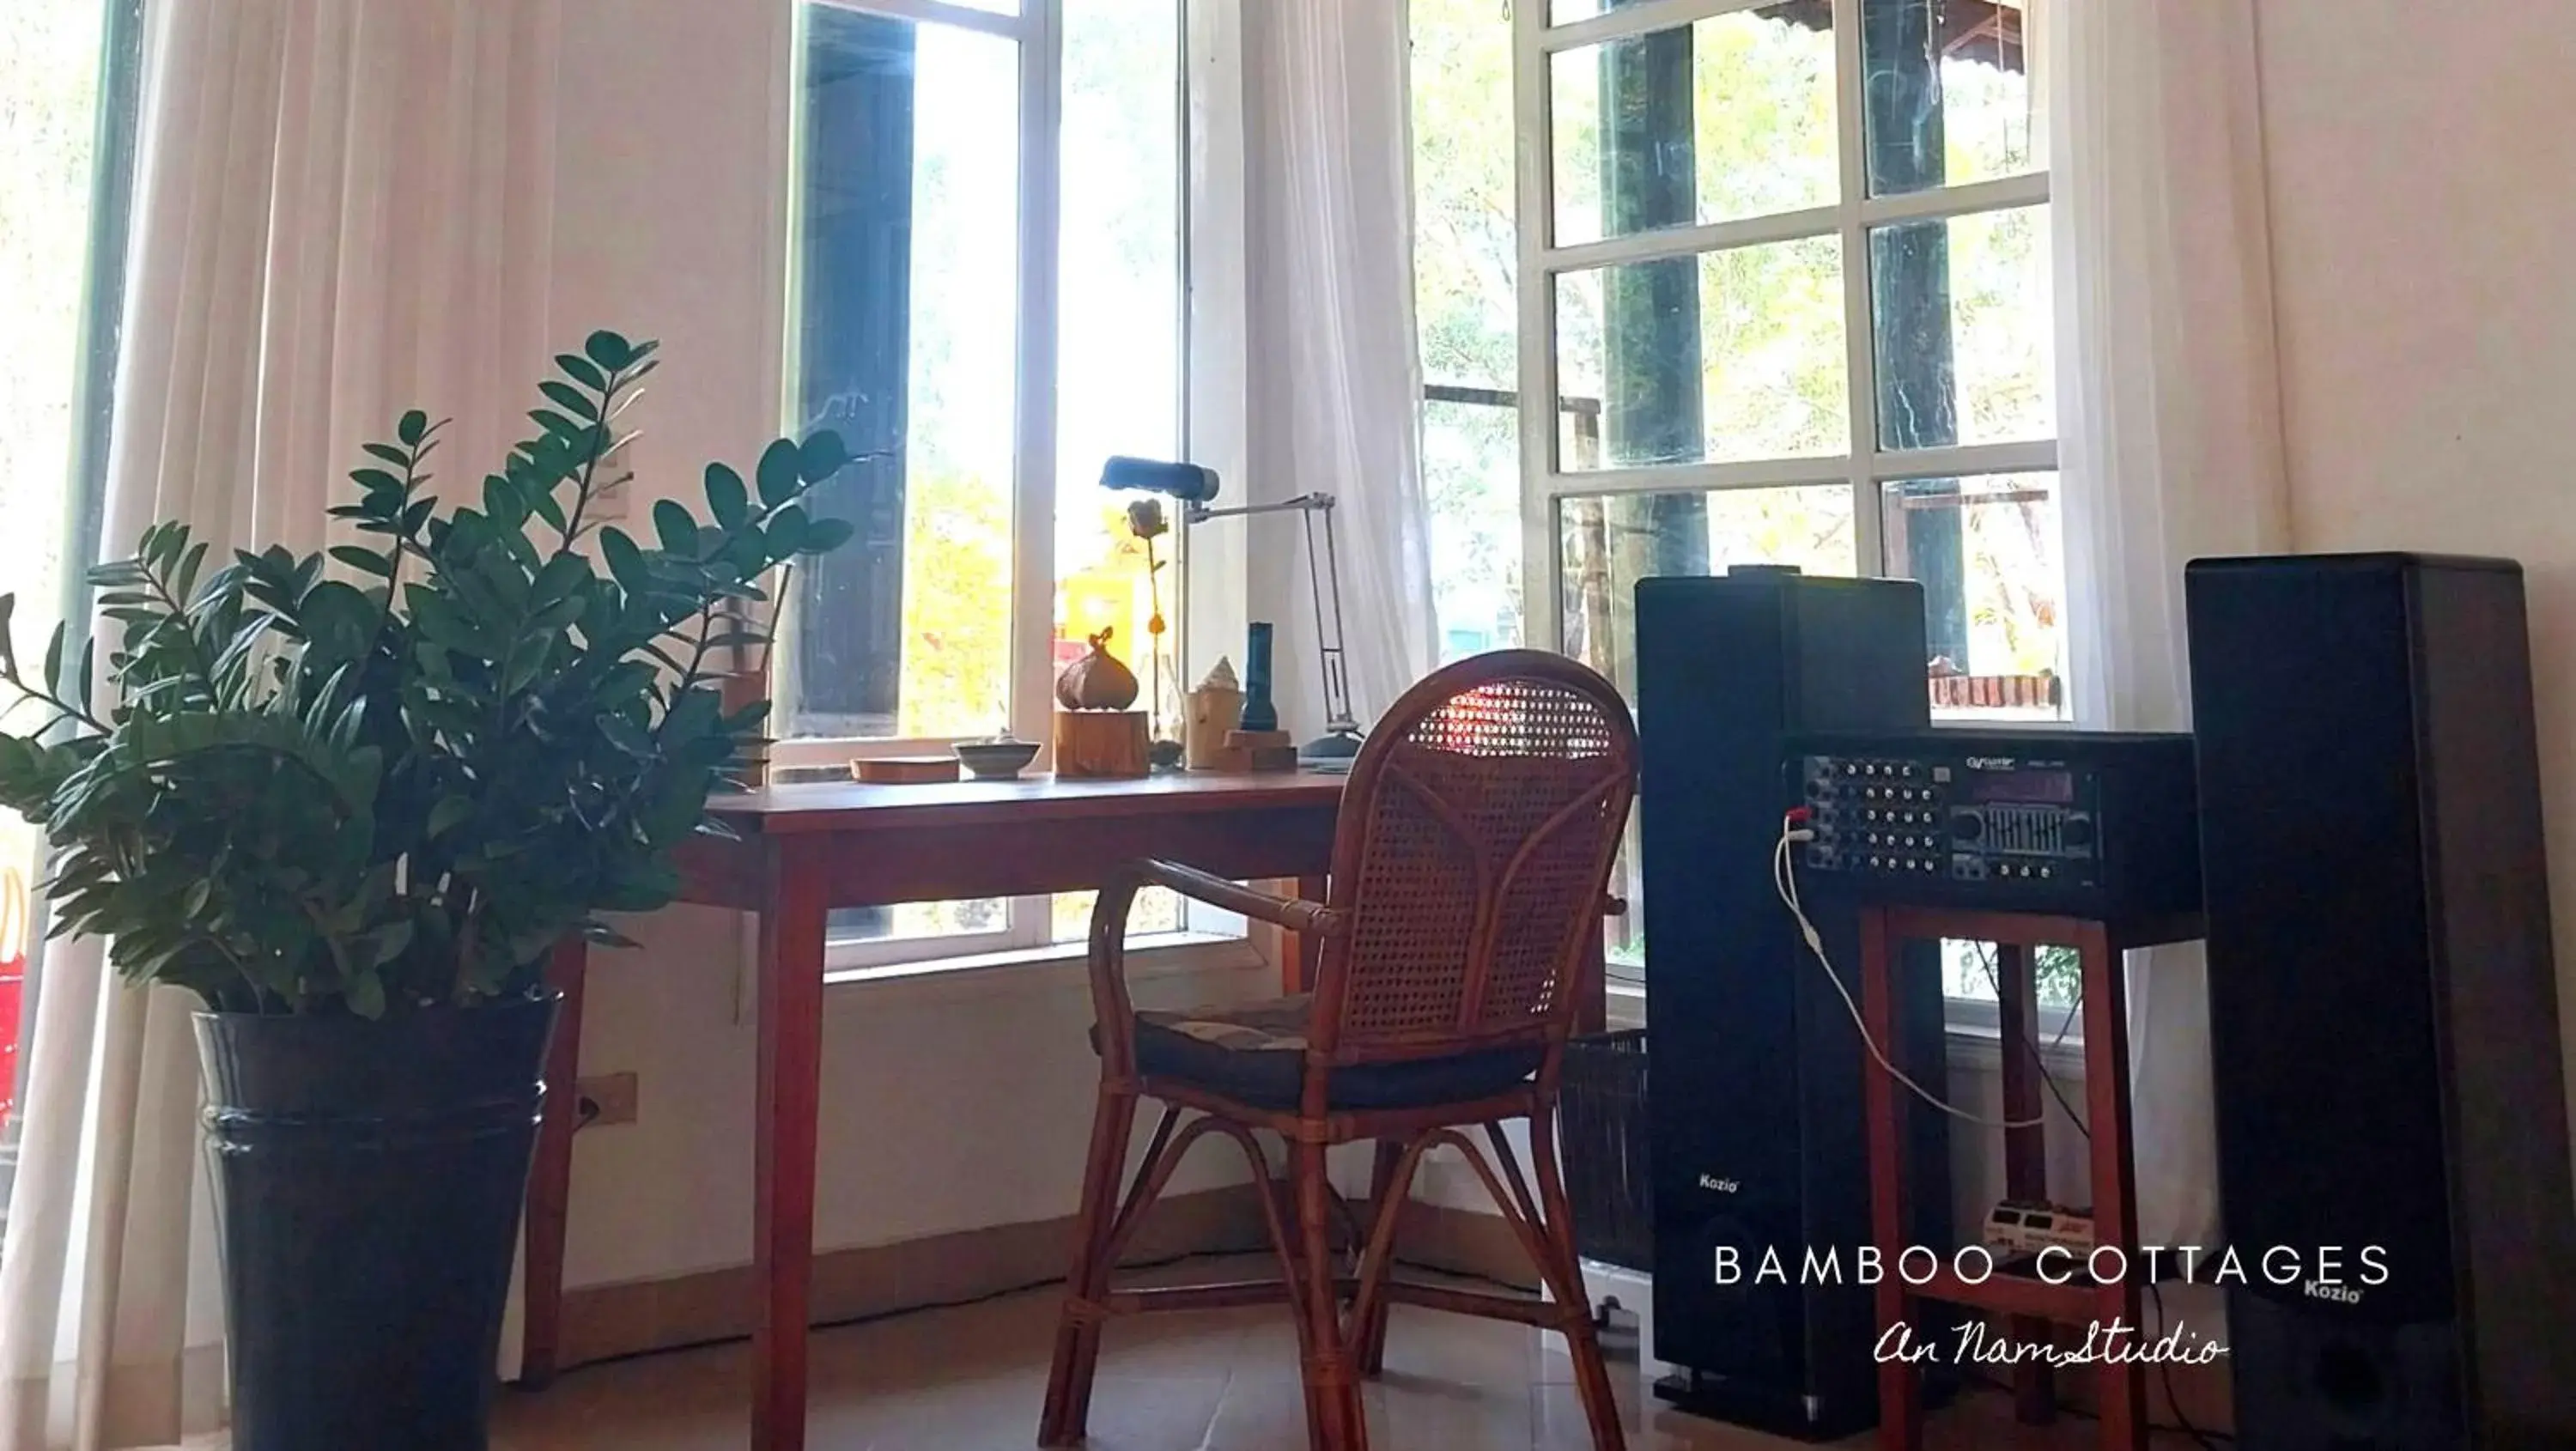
1858, 905, 2200, 1451
1054, 709, 1151, 779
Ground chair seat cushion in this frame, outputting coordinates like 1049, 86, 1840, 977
1109, 993, 1541, 1111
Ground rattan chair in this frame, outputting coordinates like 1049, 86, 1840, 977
1037, 651, 1639, 1451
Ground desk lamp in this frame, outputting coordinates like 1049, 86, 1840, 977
1099, 457, 1363, 765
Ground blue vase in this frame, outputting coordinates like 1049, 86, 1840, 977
1241, 622, 1279, 732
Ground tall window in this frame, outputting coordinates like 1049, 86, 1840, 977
1416, 0, 2060, 1001
0, 0, 141, 1160
781, 0, 1198, 967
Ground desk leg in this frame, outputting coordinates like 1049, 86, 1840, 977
519, 937, 590, 1388
2079, 923, 2147, 1451
753, 845, 829, 1451
1859, 910, 1923, 1451
1287, 873, 1328, 993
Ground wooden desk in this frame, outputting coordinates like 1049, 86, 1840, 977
517, 771, 1346, 1451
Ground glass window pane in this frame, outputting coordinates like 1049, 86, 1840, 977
829, 901, 1011, 946
1411, 0, 1518, 397
1558, 483, 1855, 980
1412, 0, 1524, 662
1421, 397, 1525, 661
1549, 5, 1838, 248
785, 12, 1019, 741
1945, 940, 2081, 1007
1868, 204, 2051, 451
1879, 471, 2067, 719
1862, 0, 2039, 197
1053, 0, 1184, 938
1, 0, 112, 962
1555, 237, 1849, 471
1051, 887, 1182, 944
1547, 6, 1836, 249
1055, 0, 1181, 726
1556, 485, 1855, 700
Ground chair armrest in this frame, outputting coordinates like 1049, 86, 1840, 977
1083, 861, 1338, 1079
1132, 859, 1343, 938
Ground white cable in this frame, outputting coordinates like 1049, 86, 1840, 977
1772, 819, 2051, 1131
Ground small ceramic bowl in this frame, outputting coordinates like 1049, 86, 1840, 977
952, 738, 1040, 780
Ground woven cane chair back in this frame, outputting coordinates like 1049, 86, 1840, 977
1310, 652, 1637, 1063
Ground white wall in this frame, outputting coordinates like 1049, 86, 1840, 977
2255, 0, 2576, 1103
541, 0, 1265, 1292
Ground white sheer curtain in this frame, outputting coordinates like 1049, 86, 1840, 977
2048, 0, 2290, 1248
1240, 0, 1435, 737
0, 3, 559, 1447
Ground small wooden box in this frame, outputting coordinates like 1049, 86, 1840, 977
1218, 728, 1299, 774
1054, 710, 1151, 779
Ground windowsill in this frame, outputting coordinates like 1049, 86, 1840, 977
821, 930, 1266, 1011
1941, 1015, 2087, 1078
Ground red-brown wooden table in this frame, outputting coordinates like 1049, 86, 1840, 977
517, 771, 1347, 1451
1858, 905, 2202, 1451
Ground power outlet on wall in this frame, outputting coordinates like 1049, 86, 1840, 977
575, 1072, 640, 1128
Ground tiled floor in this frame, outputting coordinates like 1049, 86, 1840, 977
491, 1259, 2196, 1450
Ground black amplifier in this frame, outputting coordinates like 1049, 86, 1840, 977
1785, 728, 2203, 926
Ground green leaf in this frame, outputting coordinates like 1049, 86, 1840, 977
41, 623, 64, 700
801, 517, 856, 555
653, 500, 698, 555
555, 352, 606, 390
754, 438, 803, 507
584, 330, 635, 372
427, 795, 474, 838
351, 467, 405, 496
599, 528, 651, 594
797, 430, 850, 483
398, 410, 428, 446
599, 713, 653, 758
538, 379, 600, 421
362, 441, 411, 467
347, 968, 387, 1020
330, 544, 394, 578
767, 504, 811, 556
704, 464, 748, 528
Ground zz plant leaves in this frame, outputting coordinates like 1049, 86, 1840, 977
0, 334, 856, 1019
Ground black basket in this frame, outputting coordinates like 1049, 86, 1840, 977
1558, 1029, 1653, 1272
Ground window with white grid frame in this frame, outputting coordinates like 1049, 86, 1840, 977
773, 0, 1225, 968
1500, 0, 2066, 1005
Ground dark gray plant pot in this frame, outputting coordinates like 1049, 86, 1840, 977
195, 991, 557, 1451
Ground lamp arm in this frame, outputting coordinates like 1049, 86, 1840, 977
1182, 491, 1334, 525
1177, 490, 1364, 743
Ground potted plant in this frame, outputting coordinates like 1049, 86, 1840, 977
0, 331, 854, 1451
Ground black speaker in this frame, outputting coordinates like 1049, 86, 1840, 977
1636, 568, 1952, 1439
2187, 552, 2576, 1449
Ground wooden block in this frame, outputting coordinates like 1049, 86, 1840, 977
1244, 744, 1299, 773
851, 756, 960, 785
1224, 729, 1291, 750
1054, 709, 1151, 779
